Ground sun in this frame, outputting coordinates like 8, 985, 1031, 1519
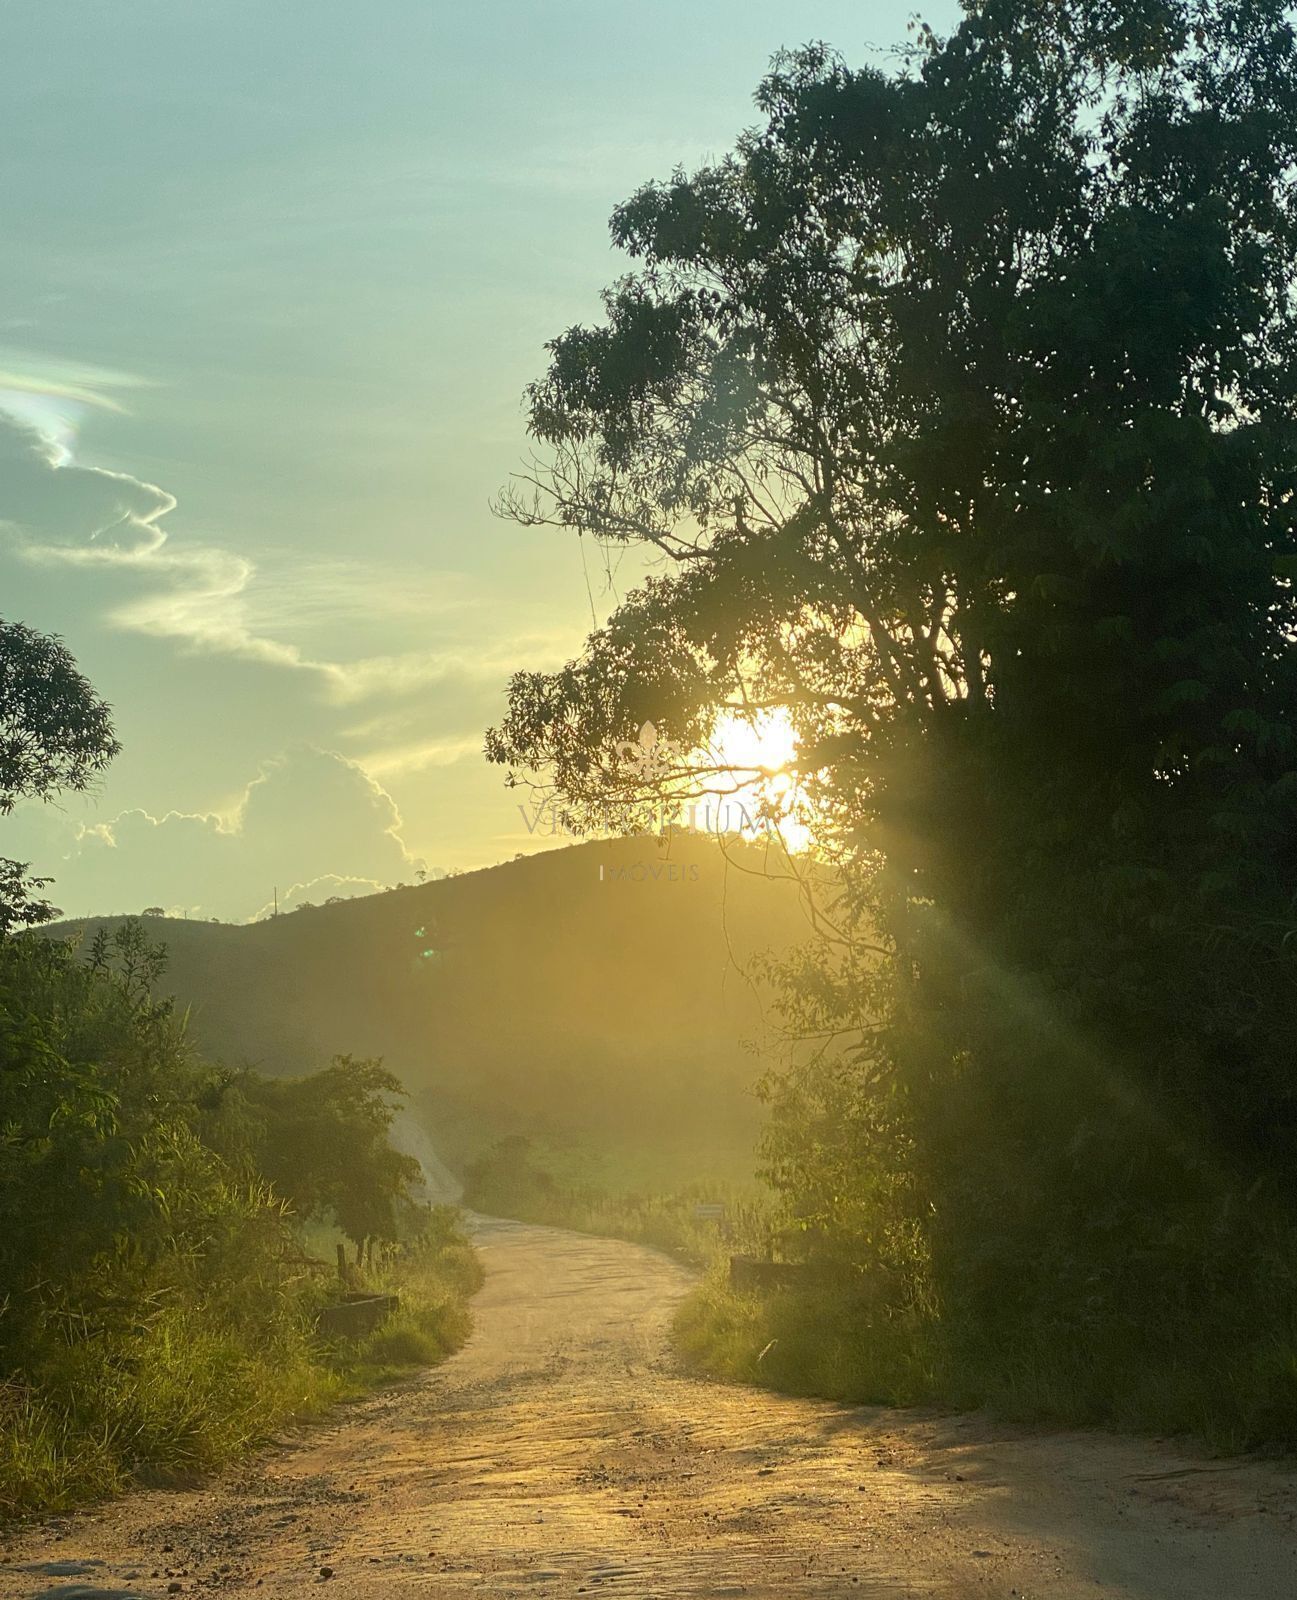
709, 707, 799, 775
701, 707, 814, 852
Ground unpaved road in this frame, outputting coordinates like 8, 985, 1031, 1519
4, 1217, 1297, 1599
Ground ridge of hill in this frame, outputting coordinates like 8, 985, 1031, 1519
54, 835, 818, 1188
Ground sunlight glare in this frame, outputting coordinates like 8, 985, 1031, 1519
704, 707, 813, 853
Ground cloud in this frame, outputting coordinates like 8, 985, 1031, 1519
0, 412, 322, 673
246, 868, 444, 921
0, 347, 155, 464
320, 636, 570, 704
0, 365, 590, 895
360, 732, 484, 779
17, 747, 423, 922
0, 409, 571, 703
0, 415, 174, 549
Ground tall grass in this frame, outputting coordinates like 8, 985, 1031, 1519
0, 1311, 343, 1521
331, 1217, 484, 1379
0, 1213, 482, 1524
672, 1266, 1297, 1452
674, 1277, 944, 1408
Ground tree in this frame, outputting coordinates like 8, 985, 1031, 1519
0, 921, 285, 1353
217, 1056, 423, 1255
0, 857, 56, 938
489, 2, 1297, 1345
1, 619, 120, 932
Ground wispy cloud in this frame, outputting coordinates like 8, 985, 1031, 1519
0, 406, 571, 705
0, 346, 157, 463
361, 732, 484, 779
320, 635, 568, 704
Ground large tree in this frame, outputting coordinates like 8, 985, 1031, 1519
0, 620, 120, 932
490, 0, 1297, 1317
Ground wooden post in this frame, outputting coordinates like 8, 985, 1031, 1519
336, 1242, 346, 1283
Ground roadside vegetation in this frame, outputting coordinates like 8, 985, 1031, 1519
462, 1134, 769, 1266
0, 920, 481, 1522
489, 2, 1297, 1450
468, 1132, 1297, 1450
0, 619, 483, 1522
674, 1268, 1297, 1453
325, 1206, 483, 1380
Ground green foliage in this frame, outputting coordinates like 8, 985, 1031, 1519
463, 1135, 769, 1266
0, 617, 120, 935
344, 1218, 483, 1375
676, 1264, 1297, 1451
0, 923, 479, 1520
462, 1135, 559, 1216
489, 1, 1297, 1438
0, 924, 330, 1516
0, 619, 120, 813
200, 1057, 423, 1253
0, 925, 260, 1357
674, 1279, 942, 1411
0, 861, 56, 939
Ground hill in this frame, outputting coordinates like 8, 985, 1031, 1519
54, 835, 818, 1190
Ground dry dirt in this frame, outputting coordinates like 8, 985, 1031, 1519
4, 1216, 1297, 1599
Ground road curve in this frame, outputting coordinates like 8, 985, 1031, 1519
3, 1216, 1296, 1599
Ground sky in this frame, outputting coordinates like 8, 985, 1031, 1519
0, 0, 960, 921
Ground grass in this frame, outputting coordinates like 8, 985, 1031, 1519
329, 1229, 484, 1384
466, 1137, 1297, 1453
0, 1312, 346, 1520
671, 1266, 1297, 1453
461, 1133, 771, 1267
0, 1214, 483, 1525
673, 1275, 944, 1408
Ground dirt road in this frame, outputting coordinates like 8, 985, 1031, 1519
4, 1217, 1296, 1599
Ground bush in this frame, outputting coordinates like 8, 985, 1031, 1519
673, 1261, 1297, 1452
0, 927, 481, 1520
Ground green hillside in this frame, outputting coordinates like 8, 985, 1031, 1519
54, 835, 816, 1190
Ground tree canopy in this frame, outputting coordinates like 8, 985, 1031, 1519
224, 1056, 423, 1254
0, 619, 120, 933
490, 0, 1297, 1353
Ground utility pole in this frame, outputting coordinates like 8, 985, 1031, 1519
273, 885, 278, 918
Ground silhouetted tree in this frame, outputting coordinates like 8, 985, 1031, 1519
490, 1, 1297, 1362
0, 619, 120, 932
0, 858, 56, 938
212, 1056, 423, 1256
